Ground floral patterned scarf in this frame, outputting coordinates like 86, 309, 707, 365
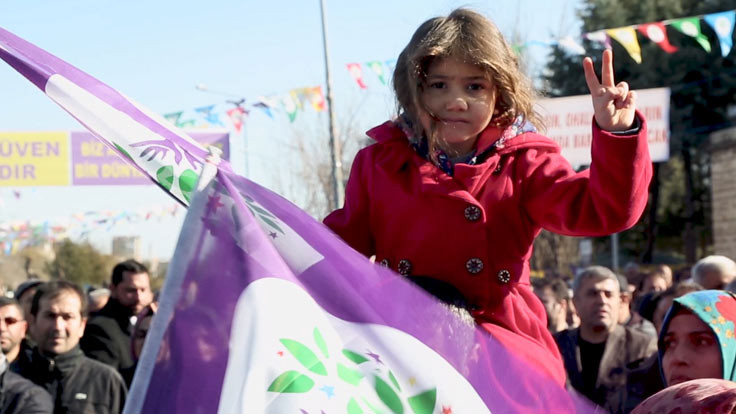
396, 114, 537, 176
658, 290, 736, 382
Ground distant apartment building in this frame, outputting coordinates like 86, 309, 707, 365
112, 236, 142, 261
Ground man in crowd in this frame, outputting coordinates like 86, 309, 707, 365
87, 288, 111, 316
17, 281, 126, 413
532, 278, 570, 334
0, 298, 28, 365
616, 275, 656, 339
555, 266, 657, 410
0, 352, 53, 413
81, 259, 152, 381
14, 279, 43, 320
691, 255, 736, 289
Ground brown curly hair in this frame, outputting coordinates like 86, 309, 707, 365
392, 8, 542, 158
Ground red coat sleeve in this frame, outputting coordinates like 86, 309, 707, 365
522, 113, 653, 236
323, 147, 375, 256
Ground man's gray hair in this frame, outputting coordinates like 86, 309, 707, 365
572, 265, 620, 294
692, 255, 736, 284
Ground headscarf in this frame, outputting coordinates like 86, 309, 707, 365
657, 290, 736, 383
632, 378, 736, 414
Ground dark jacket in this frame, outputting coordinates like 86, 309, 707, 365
80, 298, 134, 374
618, 353, 664, 413
15, 346, 127, 414
0, 360, 53, 413
554, 325, 657, 413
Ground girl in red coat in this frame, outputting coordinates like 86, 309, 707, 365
324, 8, 652, 386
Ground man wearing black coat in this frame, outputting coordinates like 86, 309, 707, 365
81, 260, 152, 383
0, 353, 52, 413
18, 281, 127, 414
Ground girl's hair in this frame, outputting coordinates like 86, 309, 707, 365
393, 8, 542, 157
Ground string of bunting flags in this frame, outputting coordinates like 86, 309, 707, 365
162, 85, 327, 131
163, 10, 733, 127
0, 203, 181, 255
545, 9, 735, 63
343, 10, 736, 91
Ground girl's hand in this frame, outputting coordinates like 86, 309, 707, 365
583, 49, 637, 131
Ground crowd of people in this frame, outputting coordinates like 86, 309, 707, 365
533, 255, 736, 412
0, 259, 156, 413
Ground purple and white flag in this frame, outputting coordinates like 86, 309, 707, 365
125, 167, 593, 413
0, 27, 230, 204
0, 26, 594, 413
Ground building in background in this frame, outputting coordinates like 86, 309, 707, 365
112, 236, 141, 261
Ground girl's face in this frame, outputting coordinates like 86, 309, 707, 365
419, 57, 496, 156
662, 312, 722, 386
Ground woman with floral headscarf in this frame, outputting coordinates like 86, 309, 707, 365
632, 290, 736, 413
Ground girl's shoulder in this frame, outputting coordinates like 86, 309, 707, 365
349, 121, 417, 175
366, 121, 408, 144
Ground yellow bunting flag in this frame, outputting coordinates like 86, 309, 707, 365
606, 27, 642, 64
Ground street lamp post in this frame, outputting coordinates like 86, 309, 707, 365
319, 0, 344, 210
195, 84, 249, 177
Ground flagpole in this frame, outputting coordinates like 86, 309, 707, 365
319, 0, 344, 210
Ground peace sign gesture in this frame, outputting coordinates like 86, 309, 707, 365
583, 49, 637, 132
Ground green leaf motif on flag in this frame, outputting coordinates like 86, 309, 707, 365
260, 216, 284, 235
343, 349, 370, 364
243, 198, 285, 235
407, 389, 437, 414
314, 328, 329, 359
156, 166, 174, 191
280, 339, 327, 376
374, 375, 403, 414
267, 371, 314, 393
388, 370, 401, 391
337, 363, 364, 386
361, 397, 383, 414
347, 398, 364, 414
114, 143, 133, 161
179, 169, 198, 202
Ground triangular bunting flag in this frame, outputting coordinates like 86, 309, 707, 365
704, 11, 735, 57
584, 30, 611, 49
309, 86, 326, 112
289, 90, 303, 110
558, 36, 586, 55
346, 62, 367, 89
163, 111, 183, 126
671, 17, 711, 52
226, 107, 246, 134
195, 104, 225, 127
637, 23, 677, 53
606, 27, 642, 63
253, 97, 274, 119
281, 94, 298, 123
366, 60, 387, 85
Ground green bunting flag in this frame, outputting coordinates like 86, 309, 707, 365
671, 17, 712, 52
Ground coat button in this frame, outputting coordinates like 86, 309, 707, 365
465, 258, 484, 274
464, 205, 481, 221
379, 259, 390, 268
497, 269, 511, 284
493, 162, 503, 174
397, 259, 412, 276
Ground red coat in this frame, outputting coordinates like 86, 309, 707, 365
324, 114, 652, 385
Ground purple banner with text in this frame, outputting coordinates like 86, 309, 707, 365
70, 130, 229, 185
